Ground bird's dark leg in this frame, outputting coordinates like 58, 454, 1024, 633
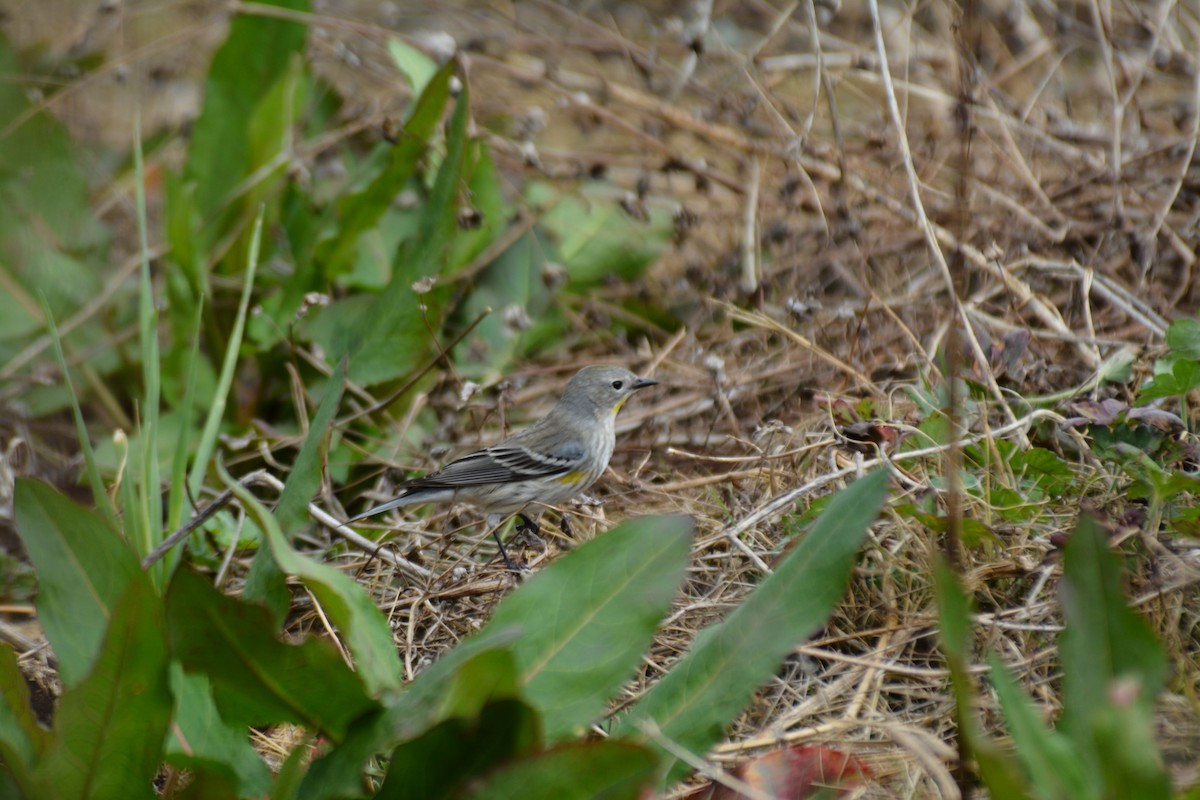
491, 528, 523, 572
559, 513, 574, 539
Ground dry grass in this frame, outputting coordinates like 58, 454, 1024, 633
5, 0, 1200, 796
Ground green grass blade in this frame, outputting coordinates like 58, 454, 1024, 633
41, 298, 116, 523
188, 206, 263, 496
132, 116, 164, 577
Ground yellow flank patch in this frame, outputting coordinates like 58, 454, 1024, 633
558, 470, 586, 484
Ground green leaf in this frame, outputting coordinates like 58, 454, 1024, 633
165, 566, 378, 741
219, 460, 402, 697
13, 479, 142, 687
32, 575, 172, 800
242, 540, 291, 631
529, 182, 671, 289
188, 207, 263, 496
378, 698, 539, 799
387, 38, 438, 96
165, 666, 272, 798
300, 637, 523, 800
453, 231, 547, 380
1137, 357, 1200, 403
933, 558, 1031, 798
0, 39, 108, 348
615, 471, 888, 783
484, 515, 693, 740
1058, 516, 1169, 792
458, 740, 659, 800
1165, 318, 1200, 361
313, 61, 453, 279
0, 645, 45, 791
183, 0, 309, 226
988, 653, 1092, 798
343, 83, 470, 386
274, 360, 346, 535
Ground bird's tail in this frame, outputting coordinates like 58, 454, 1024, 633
342, 492, 422, 525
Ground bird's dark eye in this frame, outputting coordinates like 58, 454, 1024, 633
611, 380, 624, 390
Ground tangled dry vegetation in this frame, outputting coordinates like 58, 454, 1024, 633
306, 3, 1200, 796
7, 0, 1200, 796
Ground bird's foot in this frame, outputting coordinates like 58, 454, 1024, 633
559, 514, 574, 539
490, 528, 530, 574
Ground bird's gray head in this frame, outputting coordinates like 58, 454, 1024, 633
558, 365, 658, 417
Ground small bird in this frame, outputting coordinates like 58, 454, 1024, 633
346, 365, 658, 568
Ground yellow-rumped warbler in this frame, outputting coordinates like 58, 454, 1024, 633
347, 365, 658, 567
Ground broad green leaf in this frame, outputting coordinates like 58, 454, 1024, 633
13, 479, 141, 686
1058, 516, 1169, 790
220, 460, 402, 697
379, 697, 538, 799
485, 515, 693, 740
1165, 318, 1200, 361
529, 182, 671, 289
343, 83, 470, 386
615, 471, 888, 783
453, 231, 547, 380
242, 536, 291, 631
313, 61, 453, 278
165, 566, 378, 741
32, 575, 171, 800
459, 740, 659, 800
300, 638, 523, 800
1091, 697, 1172, 800
0, 39, 108, 350
183, 0, 309, 227
988, 653, 1091, 799
165, 666, 272, 798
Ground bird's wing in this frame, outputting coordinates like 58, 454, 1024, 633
403, 439, 587, 488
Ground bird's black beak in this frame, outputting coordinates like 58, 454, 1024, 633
632, 377, 659, 390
